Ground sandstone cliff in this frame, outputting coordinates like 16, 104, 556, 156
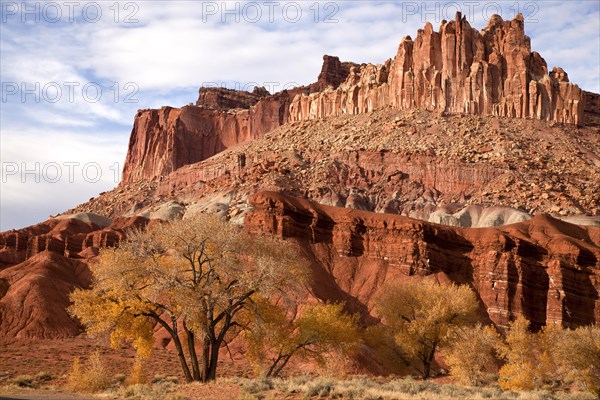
122, 14, 589, 184
122, 55, 355, 183
290, 13, 586, 126
121, 100, 290, 183
245, 191, 600, 330
196, 86, 268, 110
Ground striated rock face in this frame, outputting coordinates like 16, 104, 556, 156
122, 98, 293, 182
0, 215, 149, 338
122, 14, 589, 184
122, 54, 359, 183
289, 13, 586, 126
196, 86, 269, 110
245, 191, 600, 329
0, 251, 91, 339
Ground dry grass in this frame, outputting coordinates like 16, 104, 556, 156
228, 376, 598, 400
66, 351, 112, 393
1, 370, 596, 400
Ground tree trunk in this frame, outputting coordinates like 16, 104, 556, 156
266, 354, 285, 378
423, 359, 431, 380
205, 317, 232, 382
270, 353, 294, 378
200, 334, 212, 382
207, 337, 221, 381
183, 323, 201, 381
423, 343, 437, 380
171, 321, 193, 382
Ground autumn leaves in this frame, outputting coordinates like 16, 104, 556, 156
68, 216, 599, 394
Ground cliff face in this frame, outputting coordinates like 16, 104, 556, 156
196, 86, 268, 110
290, 13, 585, 126
0, 215, 149, 338
122, 55, 356, 183
122, 98, 291, 182
584, 91, 600, 127
245, 192, 600, 329
122, 14, 588, 184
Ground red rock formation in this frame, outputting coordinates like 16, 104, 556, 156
196, 86, 268, 110
584, 90, 600, 127
122, 89, 315, 183
289, 13, 586, 126
245, 191, 600, 329
0, 215, 149, 338
314, 55, 359, 91
0, 251, 91, 338
121, 14, 589, 184
121, 54, 361, 183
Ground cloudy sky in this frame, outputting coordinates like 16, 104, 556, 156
1, 0, 599, 231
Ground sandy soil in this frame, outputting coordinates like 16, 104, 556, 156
0, 337, 255, 399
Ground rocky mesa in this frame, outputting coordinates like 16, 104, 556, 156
122, 13, 590, 184
122, 55, 358, 183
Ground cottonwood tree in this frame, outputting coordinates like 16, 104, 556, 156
553, 325, 600, 394
375, 279, 479, 379
69, 215, 309, 382
497, 315, 552, 390
499, 317, 600, 393
363, 324, 412, 375
245, 299, 359, 377
442, 323, 501, 385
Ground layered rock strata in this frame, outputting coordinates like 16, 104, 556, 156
290, 14, 585, 126
245, 192, 600, 329
0, 214, 149, 338
123, 14, 589, 183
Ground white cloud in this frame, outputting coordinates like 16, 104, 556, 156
0, 129, 128, 230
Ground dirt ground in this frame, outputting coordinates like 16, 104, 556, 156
0, 337, 254, 399
0, 337, 184, 383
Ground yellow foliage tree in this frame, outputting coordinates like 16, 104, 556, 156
498, 317, 599, 393
69, 215, 309, 382
442, 323, 501, 386
363, 324, 412, 375
375, 279, 479, 379
245, 300, 360, 377
497, 315, 553, 390
552, 324, 600, 394
126, 356, 148, 385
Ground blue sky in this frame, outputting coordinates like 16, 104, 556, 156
1, 0, 599, 231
